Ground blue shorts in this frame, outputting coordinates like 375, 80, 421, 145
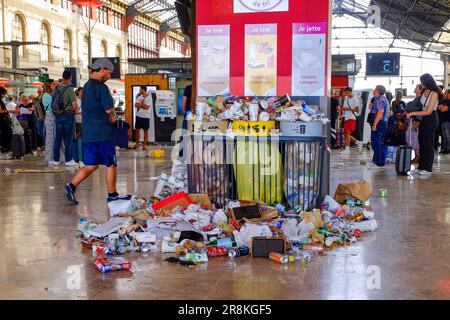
84, 140, 117, 167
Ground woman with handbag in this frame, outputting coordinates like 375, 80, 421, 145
0, 87, 13, 158
43, 79, 65, 165
368, 85, 389, 168
406, 74, 444, 175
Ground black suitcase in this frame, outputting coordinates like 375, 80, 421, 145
23, 128, 33, 154
395, 145, 413, 175
11, 134, 25, 159
114, 121, 129, 149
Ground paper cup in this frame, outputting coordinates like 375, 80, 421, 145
259, 112, 270, 121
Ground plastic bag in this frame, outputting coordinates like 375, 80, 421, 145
108, 196, 144, 216
153, 173, 186, 200
234, 140, 282, 204
233, 223, 272, 247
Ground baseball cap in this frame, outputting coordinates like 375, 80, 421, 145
88, 58, 114, 72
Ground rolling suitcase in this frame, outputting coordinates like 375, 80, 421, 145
114, 120, 129, 149
11, 134, 26, 159
395, 119, 413, 176
395, 146, 412, 176
335, 127, 345, 149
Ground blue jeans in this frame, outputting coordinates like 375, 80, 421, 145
37, 120, 45, 147
54, 112, 75, 162
371, 121, 388, 167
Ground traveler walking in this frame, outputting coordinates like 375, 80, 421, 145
65, 58, 127, 205
341, 87, 362, 153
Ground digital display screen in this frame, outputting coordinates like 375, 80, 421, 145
366, 53, 400, 76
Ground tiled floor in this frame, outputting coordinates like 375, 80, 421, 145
0, 147, 449, 300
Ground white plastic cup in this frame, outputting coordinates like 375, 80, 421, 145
249, 104, 259, 121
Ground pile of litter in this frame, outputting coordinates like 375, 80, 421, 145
76, 165, 378, 273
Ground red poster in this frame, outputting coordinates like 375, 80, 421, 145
196, 0, 331, 97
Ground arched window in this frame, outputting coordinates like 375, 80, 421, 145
12, 14, 26, 57
100, 40, 107, 57
40, 22, 51, 62
82, 36, 89, 69
63, 30, 72, 66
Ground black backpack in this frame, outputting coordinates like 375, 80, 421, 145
51, 86, 70, 115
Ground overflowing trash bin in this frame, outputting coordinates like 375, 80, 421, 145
74, 94, 379, 274
185, 123, 326, 211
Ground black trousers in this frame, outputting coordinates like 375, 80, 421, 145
418, 112, 439, 172
0, 116, 12, 153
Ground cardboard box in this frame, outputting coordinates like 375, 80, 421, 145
187, 120, 229, 135
251, 237, 286, 258
151, 192, 194, 212
228, 205, 261, 221
188, 194, 213, 210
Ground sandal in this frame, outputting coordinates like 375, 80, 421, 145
132, 144, 142, 150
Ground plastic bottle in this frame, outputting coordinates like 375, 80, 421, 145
161, 237, 178, 253
180, 252, 209, 263
207, 237, 237, 248
288, 250, 312, 264
302, 244, 324, 255
348, 213, 364, 222
218, 221, 234, 235
349, 220, 378, 232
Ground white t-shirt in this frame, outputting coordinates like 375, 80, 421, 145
136, 94, 153, 119
343, 96, 359, 121
5, 102, 16, 111
75, 98, 82, 123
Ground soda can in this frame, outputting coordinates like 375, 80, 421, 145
206, 246, 228, 257
378, 189, 388, 198
324, 237, 334, 247
349, 212, 365, 222
202, 224, 215, 232
269, 252, 289, 264
228, 246, 250, 259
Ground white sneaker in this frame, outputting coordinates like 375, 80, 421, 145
341, 147, 351, 154
356, 141, 363, 152
367, 164, 384, 170
79, 161, 85, 168
410, 169, 420, 175
419, 170, 431, 175
49, 161, 60, 166
65, 160, 78, 167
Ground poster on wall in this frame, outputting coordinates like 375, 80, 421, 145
292, 23, 327, 96
234, 0, 289, 13
245, 24, 277, 96
197, 25, 230, 97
